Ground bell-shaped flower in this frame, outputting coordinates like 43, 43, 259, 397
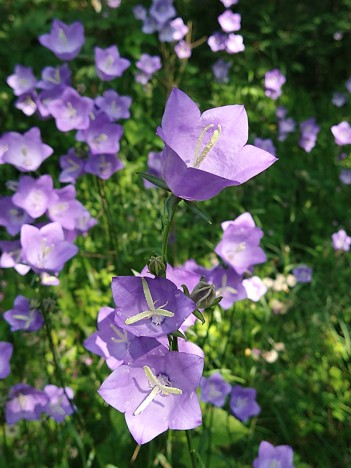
264, 69, 286, 100
253, 441, 295, 468
37, 64, 71, 90
0, 241, 30, 275
47, 87, 94, 132
218, 10, 241, 33
242, 276, 267, 302
7, 65, 37, 96
98, 348, 203, 444
150, 0, 176, 25
6, 384, 49, 424
20, 222, 78, 273
200, 372, 231, 407
112, 276, 196, 338
95, 90, 132, 121
47, 185, 87, 230
43, 385, 75, 422
331, 229, 351, 251
2, 127, 53, 172
85, 153, 124, 180
331, 121, 351, 146
39, 20, 85, 61
157, 88, 277, 201
230, 385, 261, 422
0, 342, 13, 379
4, 295, 43, 332
208, 265, 246, 309
12, 175, 57, 219
94, 46, 130, 81
59, 149, 86, 184
0, 197, 33, 236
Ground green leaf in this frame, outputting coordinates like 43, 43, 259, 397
210, 407, 249, 446
171, 330, 187, 340
137, 172, 170, 191
193, 308, 206, 325
184, 201, 212, 224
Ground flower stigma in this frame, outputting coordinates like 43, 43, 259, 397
193, 123, 221, 168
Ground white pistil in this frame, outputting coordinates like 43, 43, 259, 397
110, 324, 128, 343
66, 102, 77, 118
193, 123, 222, 168
104, 55, 114, 69
216, 274, 238, 296
58, 28, 68, 45
133, 366, 182, 416
66, 158, 80, 173
125, 278, 174, 325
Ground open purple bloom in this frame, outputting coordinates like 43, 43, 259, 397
332, 92, 347, 107
144, 151, 163, 189
95, 46, 130, 81
4, 295, 43, 332
220, 0, 238, 6
331, 229, 351, 251
254, 137, 277, 156
299, 118, 320, 153
133, 4, 147, 20
2, 127, 53, 172
265, 69, 286, 100
95, 90, 132, 121
0, 197, 33, 236
6, 384, 49, 424
0, 342, 13, 379
43, 385, 75, 422
150, 0, 176, 25
292, 265, 312, 283
20, 222, 78, 273
39, 20, 85, 61
0, 241, 30, 275
215, 214, 266, 274
278, 117, 296, 141
331, 121, 351, 146
230, 385, 261, 422
47, 185, 87, 230
212, 59, 231, 84
208, 265, 246, 309
47, 87, 93, 132
158, 88, 276, 201
136, 54, 162, 75
253, 441, 295, 468
59, 149, 86, 184
339, 169, 351, 185
98, 349, 203, 444
208, 32, 227, 52
85, 153, 124, 180
37, 64, 71, 90
36, 86, 66, 119
15, 92, 38, 116
200, 372, 231, 407
218, 10, 241, 33
242, 276, 267, 301
12, 174, 56, 219
76, 113, 123, 155
225, 33, 245, 54
7, 65, 37, 96
169, 17, 188, 41
112, 276, 196, 338
175, 41, 191, 59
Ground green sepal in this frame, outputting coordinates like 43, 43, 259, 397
184, 201, 212, 224
138, 172, 170, 191
211, 296, 223, 306
171, 330, 187, 340
181, 284, 190, 296
192, 308, 206, 325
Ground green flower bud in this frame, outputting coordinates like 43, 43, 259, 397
190, 278, 217, 309
148, 256, 166, 277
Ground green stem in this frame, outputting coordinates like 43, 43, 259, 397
161, 195, 181, 264
186, 430, 198, 468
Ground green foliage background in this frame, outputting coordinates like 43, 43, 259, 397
0, 0, 351, 467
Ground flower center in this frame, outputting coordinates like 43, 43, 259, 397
12, 307, 35, 329
124, 278, 174, 325
66, 102, 77, 118
58, 28, 68, 45
193, 123, 221, 168
104, 55, 114, 70
110, 324, 128, 343
37, 239, 54, 267
216, 273, 238, 296
133, 365, 182, 415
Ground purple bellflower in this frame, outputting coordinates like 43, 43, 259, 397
174, 41, 191, 60
332, 92, 347, 107
15, 92, 38, 116
6, 384, 49, 424
212, 59, 231, 84
253, 441, 295, 468
0, 241, 30, 276
7, 65, 37, 96
85, 153, 124, 180
133, 4, 147, 20
230, 385, 261, 422
94, 46, 130, 81
136, 54, 162, 76
2, 127, 53, 172
39, 20, 85, 61
95, 90, 132, 121
76, 113, 123, 155
47, 87, 94, 132
20, 222, 78, 273
332, 229, 351, 251
169, 17, 188, 41
208, 265, 246, 309
331, 121, 351, 146
242, 276, 267, 302
4, 295, 43, 332
339, 169, 351, 185
157, 88, 277, 201
265, 69, 286, 100
200, 372, 231, 407
208, 32, 227, 52
0, 342, 13, 379
225, 33, 245, 54
98, 348, 204, 444
47, 185, 87, 230
37, 64, 71, 90
299, 118, 320, 153
218, 10, 241, 33
254, 137, 277, 156
144, 151, 163, 188
12, 174, 57, 219
59, 149, 85, 184
0, 197, 33, 236
292, 265, 312, 283
220, 0, 238, 6
43, 385, 75, 422
278, 117, 296, 141
112, 276, 196, 338
215, 213, 266, 274
149, 0, 176, 25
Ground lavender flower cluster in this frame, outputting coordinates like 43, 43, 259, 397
208, 0, 244, 55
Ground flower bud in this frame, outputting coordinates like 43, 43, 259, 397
190, 278, 217, 309
148, 256, 166, 277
